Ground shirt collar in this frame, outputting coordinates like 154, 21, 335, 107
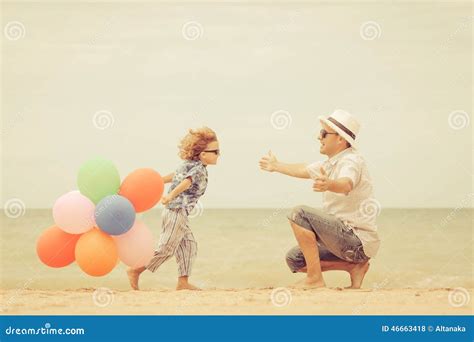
327, 147, 353, 166
190, 159, 207, 168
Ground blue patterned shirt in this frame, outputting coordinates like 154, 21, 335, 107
166, 160, 208, 214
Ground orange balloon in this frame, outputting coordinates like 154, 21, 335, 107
36, 225, 81, 268
75, 228, 118, 277
119, 168, 164, 213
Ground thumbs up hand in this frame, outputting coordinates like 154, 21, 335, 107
313, 166, 331, 192
259, 150, 278, 172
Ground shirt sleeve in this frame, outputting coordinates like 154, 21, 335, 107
306, 161, 324, 180
183, 165, 205, 185
338, 159, 361, 188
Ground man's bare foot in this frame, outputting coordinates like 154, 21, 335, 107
346, 261, 370, 289
292, 276, 326, 289
176, 283, 201, 291
127, 266, 145, 291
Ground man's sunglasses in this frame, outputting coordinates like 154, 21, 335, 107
204, 149, 220, 155
320, 129, 338, 139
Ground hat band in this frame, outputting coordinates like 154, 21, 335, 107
327, 117, 356, 140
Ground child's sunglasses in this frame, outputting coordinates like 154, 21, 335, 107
204, 149, 220, 155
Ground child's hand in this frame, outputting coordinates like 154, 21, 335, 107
259, 150, 278, 172
161, 195, 172, 205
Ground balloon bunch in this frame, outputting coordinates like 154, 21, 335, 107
36, 158, 164, 277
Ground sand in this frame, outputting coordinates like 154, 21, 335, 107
1, 287, 472, 315
2, 209, 472, 316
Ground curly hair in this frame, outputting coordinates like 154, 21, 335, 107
178, 127, 218, 161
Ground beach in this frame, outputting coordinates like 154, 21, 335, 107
1, 208, 472, 315
2, 288, 472, 315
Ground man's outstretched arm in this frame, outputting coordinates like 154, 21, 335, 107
259, 151, 310, 179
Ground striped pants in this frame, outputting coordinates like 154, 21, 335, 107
146, 208, 197, 277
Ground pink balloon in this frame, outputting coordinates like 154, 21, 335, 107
53, 191, 95, 234
113, 220, 154, 268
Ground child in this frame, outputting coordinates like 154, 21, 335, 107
127, 127, 220, 290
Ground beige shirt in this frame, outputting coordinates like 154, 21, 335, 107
306, 147, 381, 258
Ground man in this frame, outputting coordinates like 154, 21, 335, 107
259, 109, 380, 289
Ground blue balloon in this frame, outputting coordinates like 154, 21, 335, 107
95, 195, 136, 236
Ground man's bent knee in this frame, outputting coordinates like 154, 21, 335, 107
287, 205, 312, 227
285, 246, 305, 273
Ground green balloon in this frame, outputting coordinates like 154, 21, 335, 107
77, 158, 121, 204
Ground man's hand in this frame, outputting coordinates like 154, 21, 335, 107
161, 195, 172, 205
259, 150, 278, 172
313, 167, 332, 192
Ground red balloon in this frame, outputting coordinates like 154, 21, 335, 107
36, 225, 81, 268
119, 168, 164, 212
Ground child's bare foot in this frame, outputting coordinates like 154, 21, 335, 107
127, 266, 146, 290
176, 283, 201, 291
176, 276, 201, 291
345, 261, 370, 289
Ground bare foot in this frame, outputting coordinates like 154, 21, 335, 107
176, 283, 201, 291
127, 267, 145, 291
292, 276, 326, 289
346, 261, 370, 289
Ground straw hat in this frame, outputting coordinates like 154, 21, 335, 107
318, 109, 360, 147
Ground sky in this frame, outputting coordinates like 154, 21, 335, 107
1, 1, 472, 209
